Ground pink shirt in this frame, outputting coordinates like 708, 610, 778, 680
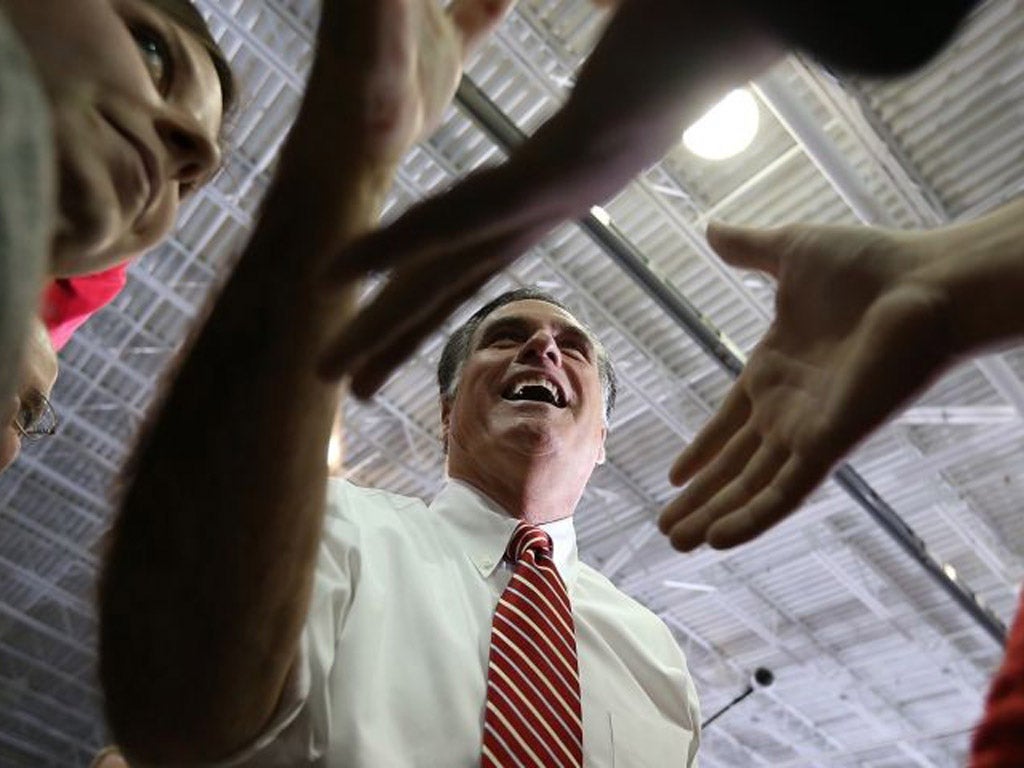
42, 264, 128, 350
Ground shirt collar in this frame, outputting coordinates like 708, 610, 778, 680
430, 478, 580, 588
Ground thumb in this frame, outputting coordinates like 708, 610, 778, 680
706, 220, 785, 277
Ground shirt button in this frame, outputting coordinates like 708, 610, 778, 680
480, 558, 493, 570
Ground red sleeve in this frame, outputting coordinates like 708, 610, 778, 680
970, 587, 1024, 767
41, 264, 128, 351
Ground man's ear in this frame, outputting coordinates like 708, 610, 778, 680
596, 425, 607, 465
440, 396, 452, 453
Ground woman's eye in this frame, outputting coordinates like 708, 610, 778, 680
131, 25, 172, 93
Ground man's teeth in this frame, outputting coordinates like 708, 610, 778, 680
506, 378, 564, 406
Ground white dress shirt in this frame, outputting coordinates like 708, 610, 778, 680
219, 479, 700, 767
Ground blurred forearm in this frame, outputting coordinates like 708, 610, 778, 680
99, 60, 394, 764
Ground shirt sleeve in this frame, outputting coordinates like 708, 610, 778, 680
196, 482, 364, 767
661, 631, 701, 768
205, 637, 314, 767
42, 265, 128, 351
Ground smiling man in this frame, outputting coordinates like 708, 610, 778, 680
207, 288, 701, 765
106, 290, 702, 768
438, 292, 614, 525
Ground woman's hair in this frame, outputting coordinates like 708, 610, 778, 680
142, 0, 237, 117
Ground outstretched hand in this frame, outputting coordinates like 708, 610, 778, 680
311, 0, 516, 169
658, 221, 957, 551
317, 0, 780, 396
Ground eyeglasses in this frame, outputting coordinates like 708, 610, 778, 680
13, 390, 59, 441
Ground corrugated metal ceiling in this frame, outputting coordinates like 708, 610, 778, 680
1, 1, 1022, 765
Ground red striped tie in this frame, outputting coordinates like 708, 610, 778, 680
481, 523, 583, 768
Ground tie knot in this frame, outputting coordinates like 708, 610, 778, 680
506, 522, 553, 563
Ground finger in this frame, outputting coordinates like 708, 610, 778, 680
658, 425, 761, 537
705, 453, 824, 549
706, 220, 787, 277
449, 0, 516, 60
329, 203, 463, 282
668, 383, 750, 486
320, 260, 469, 383
664, 440, 789, 551
349, 270, 493, 398
327, 166, 524, 282
320, 229, 531, 384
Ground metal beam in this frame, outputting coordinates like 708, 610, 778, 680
894, 405, 1019, 425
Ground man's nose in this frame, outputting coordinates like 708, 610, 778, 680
517, 331, 561, 365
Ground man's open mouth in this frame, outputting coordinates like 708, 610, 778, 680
502, 377, 567, 408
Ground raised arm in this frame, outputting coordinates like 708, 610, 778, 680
318, 0, 975, 397
658, 195, 1024, 551
319, 0, 781, 394
97, 1, 511, 763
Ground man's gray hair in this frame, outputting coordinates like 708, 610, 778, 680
437, 288, 617, 420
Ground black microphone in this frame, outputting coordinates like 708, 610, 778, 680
701, 667, 774, 729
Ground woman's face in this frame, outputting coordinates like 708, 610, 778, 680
3, 0, 225, 276
0, 320, 58, 474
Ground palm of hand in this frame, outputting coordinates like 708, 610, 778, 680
316, 0, 503, 166
659, 224, 953, 551
371, 0, 463, 163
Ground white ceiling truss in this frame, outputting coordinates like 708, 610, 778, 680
2, 1, 1023, 765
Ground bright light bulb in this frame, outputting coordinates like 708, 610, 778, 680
327, 432, 343, 473
682, 88, 759, 161
327, 410, 345, 474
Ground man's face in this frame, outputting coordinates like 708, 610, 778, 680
443, 300, 607, 485
3, 0, 224, 276
0, 320, 59, 473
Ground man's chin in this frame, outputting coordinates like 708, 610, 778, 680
501, 422, 563, 456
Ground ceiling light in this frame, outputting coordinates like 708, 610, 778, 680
327, 417, 344, 474
590, 205, 612, 226
683, 88, 759, 161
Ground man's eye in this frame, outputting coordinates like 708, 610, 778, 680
562, 339, 590, 359
16, 400, 40, 432
131, 24, 172, 93
488, 331, 519, 346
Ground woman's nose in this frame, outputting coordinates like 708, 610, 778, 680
155, 110, 221, 192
